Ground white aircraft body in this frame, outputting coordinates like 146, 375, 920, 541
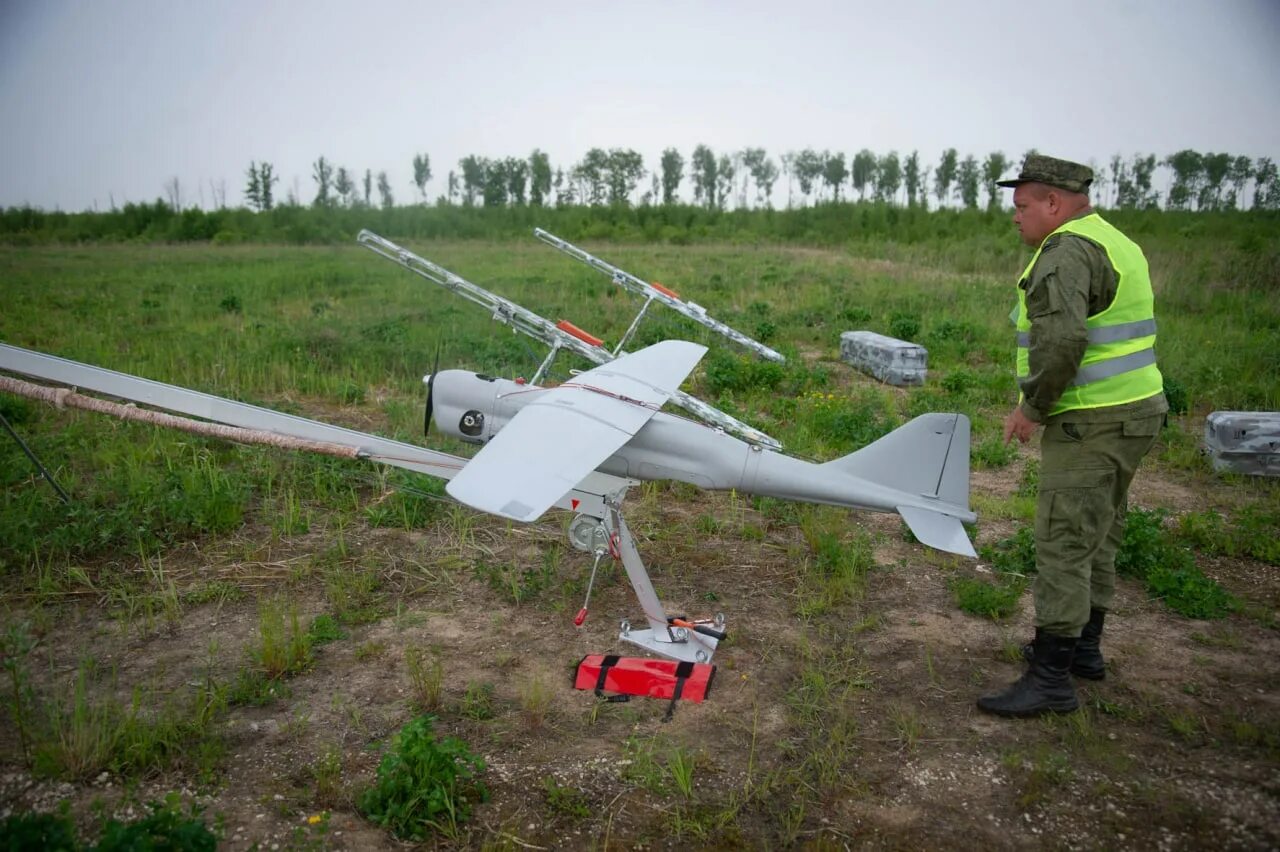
431, 340, 977, 559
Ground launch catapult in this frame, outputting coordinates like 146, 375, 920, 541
0, 231, 976, 666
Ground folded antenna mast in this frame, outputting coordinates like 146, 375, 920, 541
357, 230, 782, 451
533, 227, 785, 363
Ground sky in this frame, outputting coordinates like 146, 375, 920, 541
1, 0, 1278, 211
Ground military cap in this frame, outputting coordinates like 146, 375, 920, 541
997, 153, 1093, 193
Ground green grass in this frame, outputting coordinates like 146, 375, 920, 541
0, 793, 219, 850
254, 596, 313, 679
1, 233, 1277, 848
542, 776, 591, 821
1176, 506, 1280, 565
472, 547, 563, 605
795, 509, 877, 618
951, 574, 1026, 620
2, 235, 1276, 579
31, 665, 227, 782
1118, 509, 1237, 619
405, 647, 444, 713
963, 512, 1239, 621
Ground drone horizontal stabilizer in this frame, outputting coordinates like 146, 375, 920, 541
446, 340, 707, 522
896, 505, 978, 558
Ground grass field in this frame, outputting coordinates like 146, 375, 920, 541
1, 230, 1278, 848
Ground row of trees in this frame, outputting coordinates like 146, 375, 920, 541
239, 147, 1280, 214
5, 190, 1274, 248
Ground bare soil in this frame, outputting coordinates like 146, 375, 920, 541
2, 445, 1278, 850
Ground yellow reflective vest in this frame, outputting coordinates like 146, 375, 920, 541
1015, 213, 1163, 416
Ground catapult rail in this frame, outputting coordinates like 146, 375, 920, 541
533, 227, 786, 363
357, 230, 782, 451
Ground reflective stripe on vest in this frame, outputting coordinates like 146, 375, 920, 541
1015, 317, 1157, 348
1014, 213, 1163, 415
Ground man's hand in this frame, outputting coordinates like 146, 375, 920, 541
1004, 406, 1039, 445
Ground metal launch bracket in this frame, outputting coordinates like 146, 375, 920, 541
568, 495, 726, 664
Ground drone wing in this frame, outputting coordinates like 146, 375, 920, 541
446, 340, 708, 522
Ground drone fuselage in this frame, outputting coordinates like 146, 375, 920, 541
427, 369, 976, 527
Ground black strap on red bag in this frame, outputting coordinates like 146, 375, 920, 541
593, 655, 630, 703
662, 661, 696, 722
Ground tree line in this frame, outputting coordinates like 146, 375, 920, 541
230, 147, 1279, 215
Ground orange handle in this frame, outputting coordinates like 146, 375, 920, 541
670, 618, 726, 642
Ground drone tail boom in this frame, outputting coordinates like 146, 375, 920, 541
820, 413, 976, 557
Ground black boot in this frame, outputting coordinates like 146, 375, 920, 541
979, 630, 1079, 717
1021, 608, 1107, 680
1070, 609, 1106, 680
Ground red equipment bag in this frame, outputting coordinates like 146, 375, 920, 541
574, 655, 716, 721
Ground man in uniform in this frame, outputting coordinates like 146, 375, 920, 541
978, 154, 1168, 718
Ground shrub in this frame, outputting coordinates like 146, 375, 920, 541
972, 435, 1019, 469
1145, 564, 1236, 620
951, 575, 1026, 620
1177, 507, 1280, 565
0, 794, 217, 851
980, 525, 1037, 575
888, 312, 921, 341
1163, 376, 1189, 415
1116, 508, 1182, 579
359, 716, 488, 840
95, 794, 218, 851
0, 808, 77, 851
702, 351, 786, 394
1116, 508, 1236, 619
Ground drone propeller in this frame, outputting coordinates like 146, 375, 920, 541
423, 343, 441, 438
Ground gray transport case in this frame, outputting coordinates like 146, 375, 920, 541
1203, 411, 1280, 477
840, 331, 928, 387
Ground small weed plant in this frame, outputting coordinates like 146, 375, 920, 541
796, 511, 876, 617
311, 746, 345, 808
461, 681, 495, 721
621, 734, 670, 795
519, 670, 553, 729
950, 525, 1033, 620
324, 562, 383, 625
542, 776, 591, 821
255, 596, 312, 679
358, 715, 488, 841
405, 647, 444, 712
307, 613, 347, 645
968, 511, 1237, 620
2, 621, 38, 768
668, 745, 697, 798
94, 793, 219, 851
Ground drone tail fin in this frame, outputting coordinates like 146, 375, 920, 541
821, 413, 975, 557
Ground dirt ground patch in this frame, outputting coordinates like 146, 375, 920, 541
2, 456, 1278, 850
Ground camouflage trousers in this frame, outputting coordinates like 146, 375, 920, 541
1032, 412, 1163, 637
